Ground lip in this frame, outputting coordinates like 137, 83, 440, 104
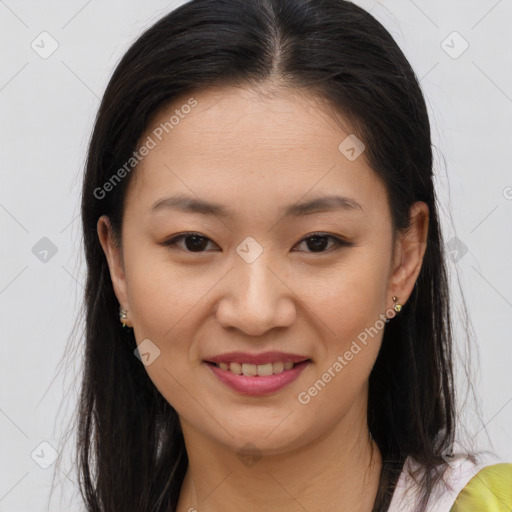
205, 351, 310, 365
205, 359, 311, 396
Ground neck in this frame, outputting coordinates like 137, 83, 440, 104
176, 400, 382, 512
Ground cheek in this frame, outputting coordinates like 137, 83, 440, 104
293, 250, 389, 340
123, 255, 208, 414
123, 241, 211, 338
294, 275, 386, 430
292, 252, 389, 396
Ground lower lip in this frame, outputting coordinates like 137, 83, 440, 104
205, 361, 310, 396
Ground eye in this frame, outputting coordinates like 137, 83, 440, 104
292, 233, 351, 253
163, 232, 351, 254
163, 232, 219, 252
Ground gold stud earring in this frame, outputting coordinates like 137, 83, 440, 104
119, 306, 128, 327
392, 296, 402, 313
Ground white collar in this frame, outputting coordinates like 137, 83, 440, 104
387, 453, 500, 512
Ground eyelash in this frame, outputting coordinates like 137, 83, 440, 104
163, 232, 352, 254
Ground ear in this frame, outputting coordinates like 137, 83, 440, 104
387, 201, 429, 309
97, 215, 132, 327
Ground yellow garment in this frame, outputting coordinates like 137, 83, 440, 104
450, 463, 512, 511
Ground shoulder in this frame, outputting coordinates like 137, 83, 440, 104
388, 454, 512, 512
449, 462, 512, 511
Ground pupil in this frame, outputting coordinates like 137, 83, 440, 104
183, 235, 330, 252
185, 235, 208, 251
307, 236, 328, 252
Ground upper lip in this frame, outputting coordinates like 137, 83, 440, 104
205, 351, 310, 365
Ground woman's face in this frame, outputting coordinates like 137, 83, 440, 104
99, 84, 427, 455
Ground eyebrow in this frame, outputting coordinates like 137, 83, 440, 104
151, 194, 363, 217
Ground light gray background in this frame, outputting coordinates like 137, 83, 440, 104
1, 0, 511, 510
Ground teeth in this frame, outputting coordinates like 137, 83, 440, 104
273, 361, 284, 373
215, 360, 303, 375
242, 363, 258, 376
229, 362, 242, 374
257, 363, 273, 376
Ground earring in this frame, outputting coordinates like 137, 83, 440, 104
392, 296, 402, 312
119, 306, 128, 327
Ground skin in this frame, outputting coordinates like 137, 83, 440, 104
98, 83, 429, 512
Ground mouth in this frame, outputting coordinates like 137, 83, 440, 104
203, 352, 312, 395
205, 359, 311, 376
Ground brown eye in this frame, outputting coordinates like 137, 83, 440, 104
164, 233, 218, 252
293, 233, 351, 253
163, 232, 351, 254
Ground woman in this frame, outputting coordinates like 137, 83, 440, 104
77, 0, 512, 510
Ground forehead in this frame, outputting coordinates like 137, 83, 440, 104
126, 84, 388, 219
144, 84, 351, 160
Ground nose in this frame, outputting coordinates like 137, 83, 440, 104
215, 252, 297, 336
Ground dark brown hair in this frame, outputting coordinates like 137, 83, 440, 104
77, 0, 469, 510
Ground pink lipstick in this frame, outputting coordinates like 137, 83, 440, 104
204, 351, 311, 396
